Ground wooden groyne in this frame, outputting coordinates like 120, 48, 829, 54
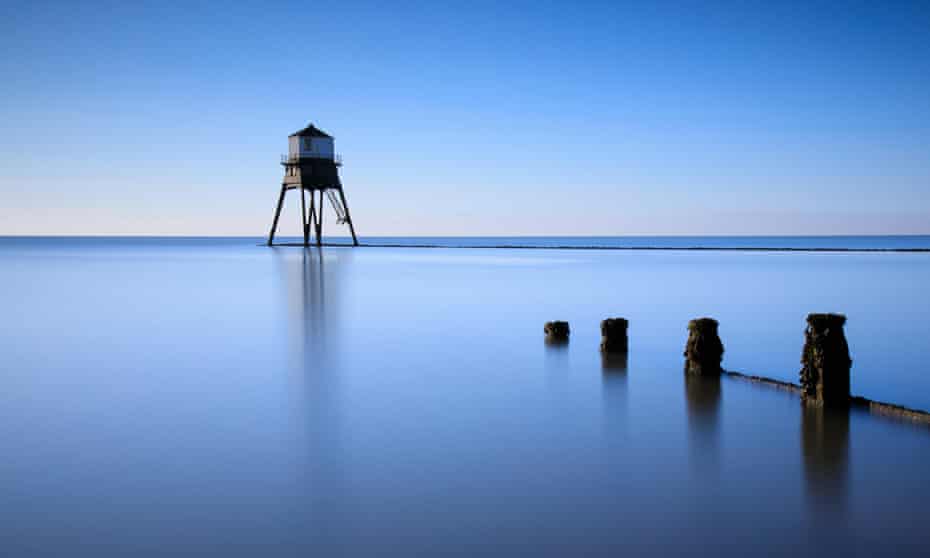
724, 370, 930, 427
357, 243, 930, 253
849, 396, 930, 424
723, 370, 802, 394
264, 241, 930, 253
720, 313, 930, 426
546, 314, 930, 429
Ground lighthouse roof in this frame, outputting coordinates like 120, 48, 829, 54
289, 123, 333, 139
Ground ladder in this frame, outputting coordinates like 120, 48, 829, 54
326, 190, 348, 224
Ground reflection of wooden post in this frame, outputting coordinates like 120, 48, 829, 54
601, 351, 628, 373
685, 374, 721, 418
684, 318, 724, 376
267, 184, 287, 246
800, 314, 851, 407
685, 374, 722, 457
801, 404, 849, 512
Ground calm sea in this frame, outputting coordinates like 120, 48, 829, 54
2, 236, 929, 556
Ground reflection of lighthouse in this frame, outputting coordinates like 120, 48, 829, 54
274, 246, 349, 427
273, 248, 352, 548
267, 123, 359, 246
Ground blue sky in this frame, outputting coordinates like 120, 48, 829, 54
2, 1, 929, 236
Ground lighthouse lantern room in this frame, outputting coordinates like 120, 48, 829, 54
267, 122, 358, 246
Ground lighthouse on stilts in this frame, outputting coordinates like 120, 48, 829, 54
267, 123, 359, 246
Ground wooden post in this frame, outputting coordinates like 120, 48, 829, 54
800, 314, 851, 407
267, 184, 287, 246
600, 318, 628, 353
544, 321, 570, 340
315, 189, 324, 246
300, 187, 309, 246
337, 188, 359, 246
684, 318, 724, 376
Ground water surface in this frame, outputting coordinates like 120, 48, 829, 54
1, 238, 928, 556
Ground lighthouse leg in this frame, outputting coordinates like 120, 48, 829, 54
315, 190, 324, 246
337, 188, 359, 246
267, 184, 287, 246
300, 187, 309, 246
308, 190, 317, 244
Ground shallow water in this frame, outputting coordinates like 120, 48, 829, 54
1, 238, 929, 556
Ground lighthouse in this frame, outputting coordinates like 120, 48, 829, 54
267, 123, 359, 246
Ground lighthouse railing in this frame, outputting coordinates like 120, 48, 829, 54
280, 153, 343, 166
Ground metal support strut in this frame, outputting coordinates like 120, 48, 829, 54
337, 188, 359, 246
315, 190, 324, 246
267, 184, 287, 246
300, 187, 309, 246
267, 184, 358, 247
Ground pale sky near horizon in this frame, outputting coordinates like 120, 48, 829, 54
2, 1, 929, 236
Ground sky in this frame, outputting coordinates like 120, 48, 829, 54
1, 0, 929, 236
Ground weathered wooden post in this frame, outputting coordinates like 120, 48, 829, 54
600, 318, 628, 353
544, 321, 570, 343
684, 318, 724, 376
799, 313, 851, 407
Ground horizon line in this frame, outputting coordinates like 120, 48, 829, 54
3, 233, 930, 239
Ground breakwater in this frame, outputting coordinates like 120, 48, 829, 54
547, 314, 930, 428
281, 242, 930, 253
